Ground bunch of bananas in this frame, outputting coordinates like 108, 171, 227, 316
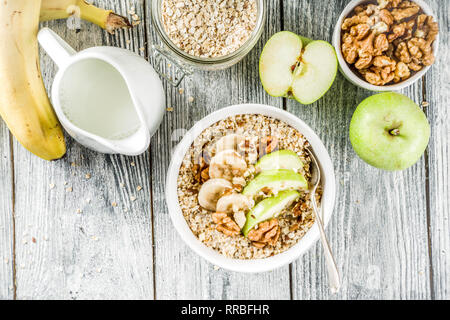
0, 0, 130, 160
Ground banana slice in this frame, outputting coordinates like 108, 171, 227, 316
216, 134, 258, 164
216, 134, 245, 153
209, 150, 247, 181
216, 193, 253, 214
198, 179, 233, 211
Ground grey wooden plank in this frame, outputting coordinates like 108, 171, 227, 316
13, 0, 154, 299
0, 123, 14, 299
425, 0, 450, 300
147, 0, 292, 299
284, 0, 431, 299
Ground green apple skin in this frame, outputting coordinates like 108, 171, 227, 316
255, 150, 304, 172
242, 190, 300, 236
349, 92, 430, 171
242, 169, 308, 197
259, 31, 338, 105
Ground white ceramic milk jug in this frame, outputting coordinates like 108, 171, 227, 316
38, 28, 165, 155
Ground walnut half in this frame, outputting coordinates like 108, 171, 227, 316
247, 218, 281, 248
212, 212, 240, 237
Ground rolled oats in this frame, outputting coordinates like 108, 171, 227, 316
161, 0, 258, 58
177, 114, 319, 259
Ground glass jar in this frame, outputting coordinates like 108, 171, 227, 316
151, 0, 266, 86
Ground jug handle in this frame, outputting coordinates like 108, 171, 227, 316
151, 45, 193, 87
38, 28, 77, 68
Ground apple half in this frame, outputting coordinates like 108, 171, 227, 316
259, 31, 338, 105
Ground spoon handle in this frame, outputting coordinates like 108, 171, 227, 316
311, 194, 341, 294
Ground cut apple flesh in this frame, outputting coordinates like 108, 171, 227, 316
242, 169, 308, 197
256, 150, 304, 172
259, 31, 337, 104
291, 41, 337, 104
259, 31, 302, 97
242, 190, 300, 236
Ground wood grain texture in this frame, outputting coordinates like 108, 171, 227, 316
13, 0, 154, 299
425, 0, 450, 300
284, 0, 431, 299
146, 0, 292, 300
0, 124, 13, 299
0, 0, 448, 300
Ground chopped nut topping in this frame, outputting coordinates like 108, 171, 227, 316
259, 136, 279, 156
212, 212, 240, 236
247, 218, 281, 248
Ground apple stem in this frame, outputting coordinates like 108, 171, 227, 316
390, 128, 400, 136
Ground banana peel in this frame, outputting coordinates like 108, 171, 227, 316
0, 0, 66, 160
40, 0, 131, 33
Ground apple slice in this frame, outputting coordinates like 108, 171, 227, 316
242, 190, 300, 236
242, 169, 308, 197
255, 150, 304, 172
259, 31, 337, 104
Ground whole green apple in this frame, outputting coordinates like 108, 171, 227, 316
349, 92, 430, 171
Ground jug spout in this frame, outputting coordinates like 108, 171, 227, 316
97, 125, 151, 155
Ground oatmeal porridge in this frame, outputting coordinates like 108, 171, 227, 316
177, 114, 322, 259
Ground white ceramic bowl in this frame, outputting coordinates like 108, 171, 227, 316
165, 104, 336, 273
332, 0, 439, 91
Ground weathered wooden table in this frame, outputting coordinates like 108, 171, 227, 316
0, 0, 448, 300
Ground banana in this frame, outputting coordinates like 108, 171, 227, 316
216, 194, 252, 214
0, 0, 66, 160
198, 179, 233, 211
209, 150, 247, 181
216, 134, 258, 164
40, 0, 131, 33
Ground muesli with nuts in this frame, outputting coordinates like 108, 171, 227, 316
341, 0, 439, 86
177, 114, 321, 259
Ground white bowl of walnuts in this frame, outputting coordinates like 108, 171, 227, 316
332, 0, 439, 91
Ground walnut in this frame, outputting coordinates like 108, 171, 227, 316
363, 65, 395, 86
292, 201, 308, 218
378, 9, 394, 26
363, 69, 385, 86
407, 37, 435, 65
374, 33, 389, 55
342, 34, 358, 64
408, 62, 422, 71
373, 55, 396, 69
395, 41, 411, 63
358, 31, 375, 58
259, 136, 279, 155
425, 17, 439, 43
372, 21, 389, 35
212, 212, 240, 237
355, 56, 373, 70
394, 61, 411, 82
200, 167, 210, 182
247, 218, 280, 248
377, 0, 402, 9
388, 22, 406, 42
342, 15, 372, 30
350, 23, 371, 40
391, 3, 420, 21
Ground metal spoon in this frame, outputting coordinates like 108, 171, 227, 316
306, 146, 341, 293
